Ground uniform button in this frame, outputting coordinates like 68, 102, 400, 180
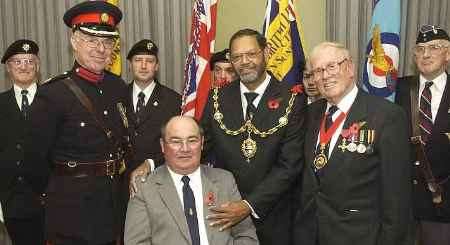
135, 132, 139, 136
414, 161, 420, 166
109, 153, 113, 158
104, 110, 108, 116
99, 90, 103, 95
16, 144, 21, 150
17, 176, 23, 181
16, 160, 21, 166
413, 180, 418, 185
80, 122, 86, 127
41, 193, 46, 197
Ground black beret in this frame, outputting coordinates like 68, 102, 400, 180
210, 48, 230, 70
1, 39, 39, 64
63, 1, 122, 37
127, 39, 158, 60
416, 25, 450, 44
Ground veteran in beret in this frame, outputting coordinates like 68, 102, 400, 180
123, 39, 181, 198
396, 25, 450, 245
0, 39, 48, 245
210, 48, 237, 88
28, 1, 131, 244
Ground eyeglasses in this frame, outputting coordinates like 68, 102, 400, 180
8, 58, 36, 67
303, 71, 312, 80
311, 58, 348, 79
229, 50, 263, 63
76, 35, 116, 49
413, 44, 448, 56
165, 137, 201, 149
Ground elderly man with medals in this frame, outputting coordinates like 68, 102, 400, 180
293, 42, 413, 245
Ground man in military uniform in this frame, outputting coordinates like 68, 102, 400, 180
29, 1, 130, 244
201, 29, 306, 245
0, 39, 48, 245
303, 60, 322, 104
124, 39, 181, 197
396, 25, 450, 245
210, 48, 237, 88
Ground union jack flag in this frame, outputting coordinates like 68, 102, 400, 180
181, 0, 217, 120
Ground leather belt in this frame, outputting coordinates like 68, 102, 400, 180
54, 159, 122, 178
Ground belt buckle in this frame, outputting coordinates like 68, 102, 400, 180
106, 160, 116, 178
67, 161, 78, 168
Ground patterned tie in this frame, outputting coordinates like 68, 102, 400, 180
21, 89, 29, 119
419, 81, 433, 144
244, 92, 258, 121
136, 92, 145, 123
181, 176, 200, 245
315, 105, 339, 155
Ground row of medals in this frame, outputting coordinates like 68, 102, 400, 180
313, 129, 375, 170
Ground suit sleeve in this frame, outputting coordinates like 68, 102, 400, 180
124, 180, 152, 245
227, 172, 259, 245
246, 94, 306, 218
377, 105, 413, 245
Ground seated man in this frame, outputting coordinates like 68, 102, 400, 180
124, 116, 258, 245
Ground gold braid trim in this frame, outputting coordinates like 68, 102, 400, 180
212, 87, 298, 138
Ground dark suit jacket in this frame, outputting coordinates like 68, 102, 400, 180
201, 77, 306, 245
0, 89, 48, 219
127, 81, 181, 170
293, 89, 413, 245
396, 75, 450, 222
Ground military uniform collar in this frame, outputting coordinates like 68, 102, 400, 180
72, 62, 104, 84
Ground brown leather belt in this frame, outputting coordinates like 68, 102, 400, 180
54, 159, 122, 178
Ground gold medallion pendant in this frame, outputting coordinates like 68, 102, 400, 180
241, 136, 257, 162
313, 153, 328, 170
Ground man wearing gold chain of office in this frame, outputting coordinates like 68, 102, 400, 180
200, 28, 307, 245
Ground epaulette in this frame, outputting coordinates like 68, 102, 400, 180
41, 71, 71, 85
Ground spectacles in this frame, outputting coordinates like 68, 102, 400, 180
303, 71, 312, 80
230, 50, 263, 63
311, 58, 348, 79
8, 58, 36, 67
76, 35, 116, 49
165, 137, 201, 149
413, 44, 448, 56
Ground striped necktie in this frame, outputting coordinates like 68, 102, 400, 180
419, 81, 433, 144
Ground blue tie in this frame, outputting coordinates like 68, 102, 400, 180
182, 176, 200, 245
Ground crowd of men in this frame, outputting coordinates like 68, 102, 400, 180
0, 1, 449, 245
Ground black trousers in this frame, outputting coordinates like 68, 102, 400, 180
4, 213, 45, 245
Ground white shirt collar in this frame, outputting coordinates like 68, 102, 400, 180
419, 72, 447, 93
13, 82, 37, 107
132, 80, 156, 110
239, 73, 271, 116
327, 84, 358, 115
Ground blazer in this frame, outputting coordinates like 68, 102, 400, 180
396, 75, 450, 222
293, 89, 413, 245
127, 81, 181, 170
0, 89, 48, 219
200, 77, 306, 245
124, 164, 259, 245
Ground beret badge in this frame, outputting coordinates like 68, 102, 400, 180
22, 43, 30, 52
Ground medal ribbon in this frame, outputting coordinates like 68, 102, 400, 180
319, 111, 347, 147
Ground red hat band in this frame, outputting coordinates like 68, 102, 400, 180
71, 12, 116, 27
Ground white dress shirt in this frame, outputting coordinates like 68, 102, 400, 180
13, 83, 37, 109
239, 73, 271, 118
316, 85, 358, 158
419, 73, 446, 123
132, 80, 156, 112
133, 81, 157, 171
168, 167, 209, 245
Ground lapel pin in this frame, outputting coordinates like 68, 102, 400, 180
153, 101, 158, 107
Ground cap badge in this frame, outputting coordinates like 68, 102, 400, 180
147, 42, 153, 50
22, 43, 30, 52
101, 13, 109, 23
